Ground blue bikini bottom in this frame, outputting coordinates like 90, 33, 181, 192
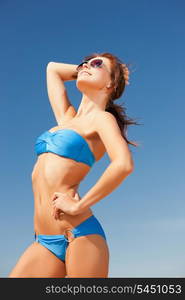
34, 215, 107, 263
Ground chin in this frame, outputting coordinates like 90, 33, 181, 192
76, 77, 103, 92
76, 78, 95, 91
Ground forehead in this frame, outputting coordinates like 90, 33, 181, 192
90, 56, 112, 72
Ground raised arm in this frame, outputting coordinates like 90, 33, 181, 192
46, 62, 79, 125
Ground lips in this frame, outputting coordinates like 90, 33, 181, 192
79, 71, 91, 75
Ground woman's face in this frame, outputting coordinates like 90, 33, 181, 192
76, 56, 112, 93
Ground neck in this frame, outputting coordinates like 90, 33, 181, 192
76, 93, 108, 117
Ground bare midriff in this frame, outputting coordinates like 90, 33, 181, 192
32, 151, 93, 236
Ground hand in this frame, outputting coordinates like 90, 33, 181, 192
51, 191, 81, 220
121, 64, 130, 85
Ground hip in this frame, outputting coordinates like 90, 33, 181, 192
34, 206, 94, 235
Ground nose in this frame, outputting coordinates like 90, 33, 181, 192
82, 62, 89, 70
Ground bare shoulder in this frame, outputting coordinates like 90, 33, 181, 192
96, 110, 117, 121
94, 111, 134, 170
95, 111, 122, 135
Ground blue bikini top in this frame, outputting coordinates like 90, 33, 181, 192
34, 128, 96, 167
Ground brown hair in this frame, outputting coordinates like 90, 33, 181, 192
82, 52, 141, 147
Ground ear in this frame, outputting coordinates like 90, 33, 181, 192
106, 83, 114, 95
106, 83, 112, 88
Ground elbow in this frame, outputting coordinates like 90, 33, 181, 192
46, 62, 56, 71
47, 62, 53, 68
128, 158, 134, 173
127, 165, 134, 174
124, 166, 134, 175
119, 160, 134, 175
126, 157, 134, 174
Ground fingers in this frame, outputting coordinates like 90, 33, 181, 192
52, 207, 63, 220
52, 200, 64, 220
52, 192, 67, 202
121, 64, 130, 85
51, 194, 58, 202
59, 212, 65, 220
52, 206, 56, 218
55, 210, 61, 220
74, 192, 81, 201
52, 191, 63, 201
124, 68, 130, 85
52, 199, 57, 206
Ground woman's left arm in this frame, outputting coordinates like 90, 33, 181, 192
74, 111, 134, 215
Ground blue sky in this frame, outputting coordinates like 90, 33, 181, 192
0, 0, 185, 277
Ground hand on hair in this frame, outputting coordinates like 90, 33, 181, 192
121, 64, 130, 85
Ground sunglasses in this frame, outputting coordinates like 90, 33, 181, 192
76, 58, 104, 72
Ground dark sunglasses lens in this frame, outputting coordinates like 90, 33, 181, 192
91, 59, 103, 68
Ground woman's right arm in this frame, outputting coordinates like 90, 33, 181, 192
46, 62, 78, 125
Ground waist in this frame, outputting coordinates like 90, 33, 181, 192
34, 200, 93, 235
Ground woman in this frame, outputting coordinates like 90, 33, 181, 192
9, 52, 138, 278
